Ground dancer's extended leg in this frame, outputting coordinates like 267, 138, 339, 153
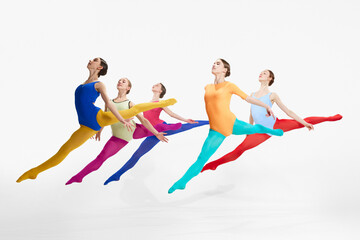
17, 125, 97, 182
202, 114, 342, 172
232, 119, 283, 136
202, 133, 271, 172
168, 129, 225, 193
97, 99, 177, 127
104, 121, 209, 185
163, 120, 209, 137
132, 123, 182, 139
66, 136, 128, 185
104, 136, 160, 185
274, 114, 342, 132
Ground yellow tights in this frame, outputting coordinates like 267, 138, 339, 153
16, 99, 176, 182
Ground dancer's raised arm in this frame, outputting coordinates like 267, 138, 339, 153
220, 78, 275, 119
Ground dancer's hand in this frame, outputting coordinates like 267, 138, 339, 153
185, 119, 198, 124
91, 129, 102, 141
155, 132, 169, 143
304, 122, 314, 131
123, 121, 135, 132
265, 106, 276, 119
95, 132, 102, 141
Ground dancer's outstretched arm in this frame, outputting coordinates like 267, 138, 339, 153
162, 107, 197, 123
272, 93, 313, 130
231, 83, 275, 119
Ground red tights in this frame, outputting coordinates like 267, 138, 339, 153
201, 114, 342, 172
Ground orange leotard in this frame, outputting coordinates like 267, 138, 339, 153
204, 81, 248, 136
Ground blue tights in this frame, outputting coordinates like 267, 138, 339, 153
168, 119, 283, 193
104, 121, 209, 185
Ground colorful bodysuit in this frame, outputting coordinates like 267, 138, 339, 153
104, 104, 210, 185
143, 105, 165, 126
168, 82, 284, 193
250, 93, 276, 130
205, 81, 248, 136
201, 92, 343, 172
75, 81, 102, 131
16, 82, 177, 183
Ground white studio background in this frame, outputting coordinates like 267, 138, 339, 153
0, 0, 359, 239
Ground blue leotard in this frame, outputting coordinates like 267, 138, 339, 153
75, 81, 101, 131
250, 92, 276, 129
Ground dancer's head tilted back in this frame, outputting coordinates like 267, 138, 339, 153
258, 69, 275, 86
212, 58, 231, 77
99, 58, 108, 77
152, 83, 166, 98
87, 57, 108, 78
117, 78, 132, 94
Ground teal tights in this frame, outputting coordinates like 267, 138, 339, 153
168, 119, 283, 193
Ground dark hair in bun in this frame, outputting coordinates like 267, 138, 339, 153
159, 83, 166, 98
219, 58, 231, 77
268, 70, 275, 86
98, 58, 108, 77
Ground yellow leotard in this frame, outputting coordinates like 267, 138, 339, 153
204, 81, 248, 136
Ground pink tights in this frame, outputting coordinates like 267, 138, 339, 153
65, 122, 181, 185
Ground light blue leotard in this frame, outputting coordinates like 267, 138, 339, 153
251, 92, 276, 129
